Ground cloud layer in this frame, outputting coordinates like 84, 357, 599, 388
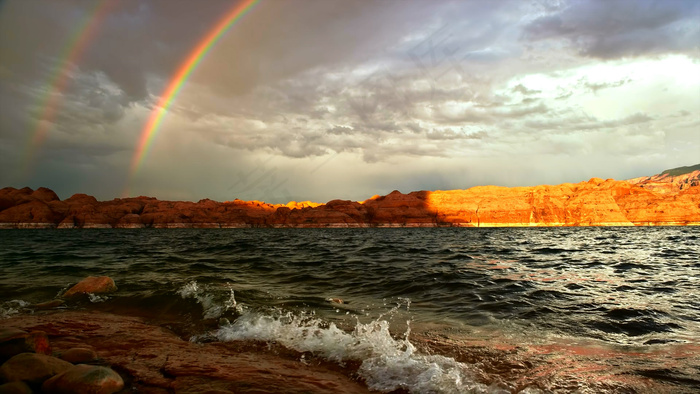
1, 0, 698, 203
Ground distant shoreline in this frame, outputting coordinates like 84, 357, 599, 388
2, 166, 699, 229
2, 222, 700, 229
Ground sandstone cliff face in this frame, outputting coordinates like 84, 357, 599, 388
627, 168, 700, 195
427, 178, 699, 226
1, 169, 699, 228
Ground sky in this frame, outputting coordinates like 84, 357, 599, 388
1, 0, 699, 204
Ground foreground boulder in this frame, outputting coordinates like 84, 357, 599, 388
0, 353, 72, 387
42, 364, 124, 394
0, 329, 50, 362
58, 348, 97, 364
0, 381, 32, 394
62, 277, 117, 298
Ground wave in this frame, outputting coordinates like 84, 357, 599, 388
177, 280, 241, 319
212, 302, 511, 394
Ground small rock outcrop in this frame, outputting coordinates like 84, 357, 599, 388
62, 277, 117, 298
33, 300, 65, 310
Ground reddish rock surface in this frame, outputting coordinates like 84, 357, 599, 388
2, 311, 370, 393
627, 166, 700, 195
0, 381, 33, 394
41, 364, 124, 394
1, 166, 698, 228
0, 329, 50, 362
62, 277, 117, 298
0, 353, 73, 388
58, 348, 97, 364
33, 300, 66, 310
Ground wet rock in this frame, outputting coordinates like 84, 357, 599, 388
0, 329, 50, 361
0, 381, 32, 394
42, 364, 124, 394
3, 311, 371, 393
23, 332, 50, 356
59, 348, 97, 364
62, 277, 117, 298
0, 329, 28, 343
33, 300, 65, 310
0, 353, 73, 387
0, 329, 28, 361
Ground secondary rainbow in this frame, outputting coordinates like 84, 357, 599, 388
23, 0, 114, 173
129, 0, 259, 180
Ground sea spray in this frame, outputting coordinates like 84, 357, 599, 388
215, 301, 505, 394
177, 280, 241, 319
0, 299, 30, 319
87, 293, 106, 303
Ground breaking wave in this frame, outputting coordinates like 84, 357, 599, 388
214, 301, 513, 394
177, 280, 241, 319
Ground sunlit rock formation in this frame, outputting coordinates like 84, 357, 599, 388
626, 164, 700, 195
1, 165, 698, 228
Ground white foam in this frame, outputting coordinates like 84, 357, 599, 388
87, 293, 107, 303
177, 281, 241, 319
216, 307, 507, 393
177, 280, 200, 298
0, 299, 30, 319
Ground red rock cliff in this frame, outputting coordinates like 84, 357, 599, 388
1, 166, 698, 228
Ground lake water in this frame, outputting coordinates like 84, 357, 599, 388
1, 227, 699, 393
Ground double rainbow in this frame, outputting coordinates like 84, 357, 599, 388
22, 0, 115, 175
128, 0, 260, 187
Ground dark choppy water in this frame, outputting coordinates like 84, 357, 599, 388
1, 227, 699, 393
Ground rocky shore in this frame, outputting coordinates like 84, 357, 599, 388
0, 276, 369, 393
1, 311, 372, 394
3, 275, 693, 393
1, 167, 698, 229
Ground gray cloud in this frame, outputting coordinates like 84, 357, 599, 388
522, 0, 700, 59
1, 0, 698, 202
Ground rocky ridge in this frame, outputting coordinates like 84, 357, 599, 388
626, 166, 700, 195
1, 167, 698, 228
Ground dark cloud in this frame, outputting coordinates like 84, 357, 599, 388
1, 0, 698, 202
522, 0, 700, 59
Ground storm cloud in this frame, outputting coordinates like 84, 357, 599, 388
0, 0, 698, 203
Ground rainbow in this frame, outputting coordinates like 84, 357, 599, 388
127, 0, 259, 185
22, 0, 115, 174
